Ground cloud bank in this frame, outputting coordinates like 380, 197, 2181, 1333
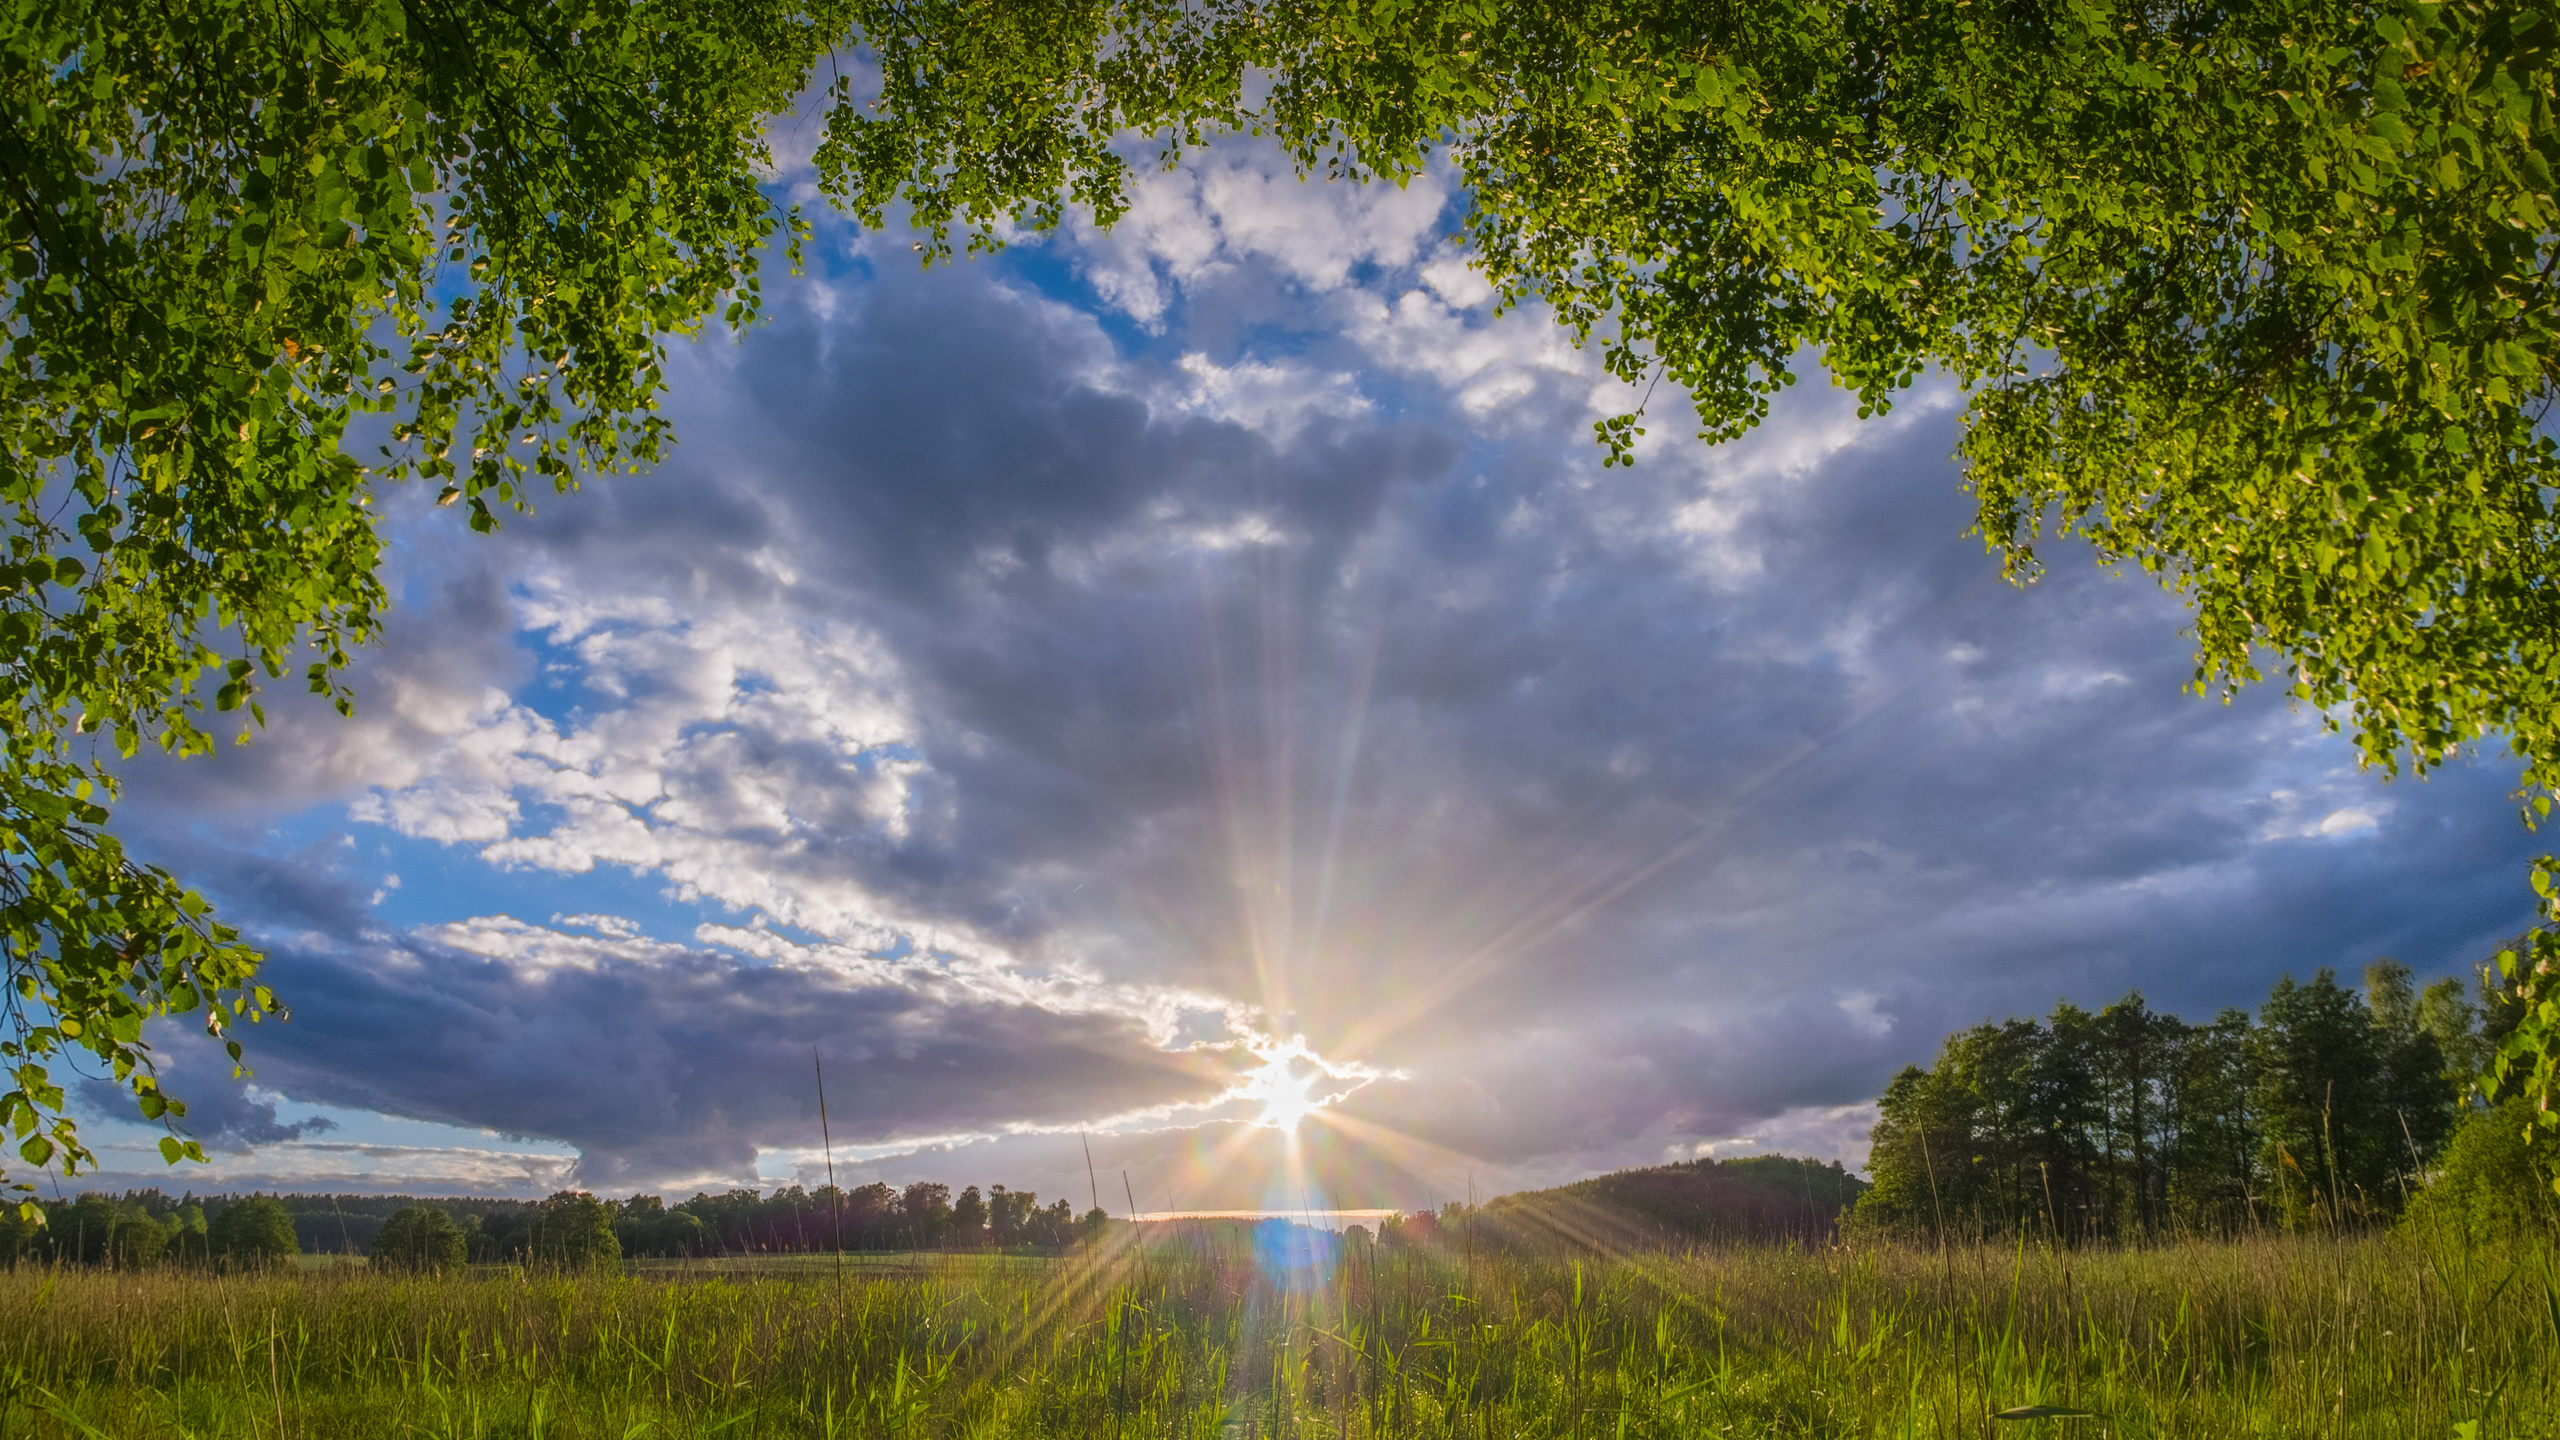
89, 139, 2545, 1206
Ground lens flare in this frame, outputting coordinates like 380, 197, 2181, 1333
1245, 1056, 1320, 1130
1228, 1036, 1383, 1133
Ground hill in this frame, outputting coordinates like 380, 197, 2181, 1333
1472, 1154, 1868, 1251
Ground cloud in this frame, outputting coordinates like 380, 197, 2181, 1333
75, 1142, 578, 1199
99, 138, 2548, 1200
79, 1076, 337, 1152
101, 887, 1238, 1189
1063, 141, 1452, 327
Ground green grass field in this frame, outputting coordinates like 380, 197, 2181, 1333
3, 1230, 2554, 1438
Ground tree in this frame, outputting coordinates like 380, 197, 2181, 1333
12, 0, 2557, 1213
988, 1185, 1037, 1248
2418, 974, 2489, 1091
0, 1202, 33, 1265
526, 1190, 620, 1271
2368, 959, 2463, 1166
950, 1185, 988, 1248
2085, 994, 2187, 1235
820, 0, 2560, 1119
676, 1189, 767, 1253
2476, 932, 2548, 1052
1037, 1197, 1078, 1247
857, 0, 2559, 785
371, 1204, 467, 1273
1862, 974, 2466, 1238
614, 1194, 711, 1258
2162, 1009, 2262, 1233
1860, 1019, 2056, 1239
2252, 971, 2391, 1224
42, 1193, 122, 1265
0, 0, 856, 1212
1855, 1064, 1956, 1236
169, 1202, 210, 1265
2247, 967, 2459, 1224
845, 1182, 900, 1242
899, 1182, 951, 1248
208, 1195, 299, 1268
108, 1209, 171, 1267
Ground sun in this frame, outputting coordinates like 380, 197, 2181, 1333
1223, 1035, 1396, 1134
1242, 1048, 1323, 1132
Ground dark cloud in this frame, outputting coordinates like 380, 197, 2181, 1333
78, 1075, 337, 1151
98, 172, 2549, 1194
113, 870, 1229, 1188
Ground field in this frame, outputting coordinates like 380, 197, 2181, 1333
2, 1230, 2555, 1439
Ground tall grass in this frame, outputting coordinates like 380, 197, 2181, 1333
1, 1230, 2553, 1437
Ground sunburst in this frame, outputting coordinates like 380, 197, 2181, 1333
1241, 1049, 1323, 1131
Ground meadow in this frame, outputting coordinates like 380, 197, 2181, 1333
1, 1229, 2553, 1439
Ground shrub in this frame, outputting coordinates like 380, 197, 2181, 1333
2402, 1098, 2560, 1241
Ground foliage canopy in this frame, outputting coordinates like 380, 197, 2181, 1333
0, 0, 848, 1210
826, 0, 2560, 807
5, 0, 2557, 1207
822, 0, 2560, 1118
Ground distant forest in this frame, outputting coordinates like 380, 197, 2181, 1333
1854, 952, 2525, 1240
8, 943, 2549, 1269
2, 1151, 1870, 1269
0, 1181, 1113, 1267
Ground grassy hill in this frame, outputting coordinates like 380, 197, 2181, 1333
1474, 1154, 1869, 1251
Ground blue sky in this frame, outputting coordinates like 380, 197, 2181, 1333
67, 137, 2547, 1212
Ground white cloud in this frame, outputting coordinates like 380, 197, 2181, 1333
2254, 786, 2396, 842
554, 911, 640, 939
1165, 351, 1371, 441
87, 1139, 580, 1194
103, 133, 2541, 1202
1066, 143, 1451, 327
1689, 1104, 1882, 1174
350, 579, 956, 952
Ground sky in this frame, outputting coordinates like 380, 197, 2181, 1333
67, 132, 2548, 1215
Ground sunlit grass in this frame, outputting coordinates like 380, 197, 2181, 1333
2, 1230, 2553, 1437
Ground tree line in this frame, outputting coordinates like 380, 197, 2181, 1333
0, 1191, 299, 1268
1, 1179, 1116, 1269
618, 1182, 1107, 1259
1855, 953, 2528, 1240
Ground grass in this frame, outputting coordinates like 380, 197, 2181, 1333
1, 1229, 2554, 1438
